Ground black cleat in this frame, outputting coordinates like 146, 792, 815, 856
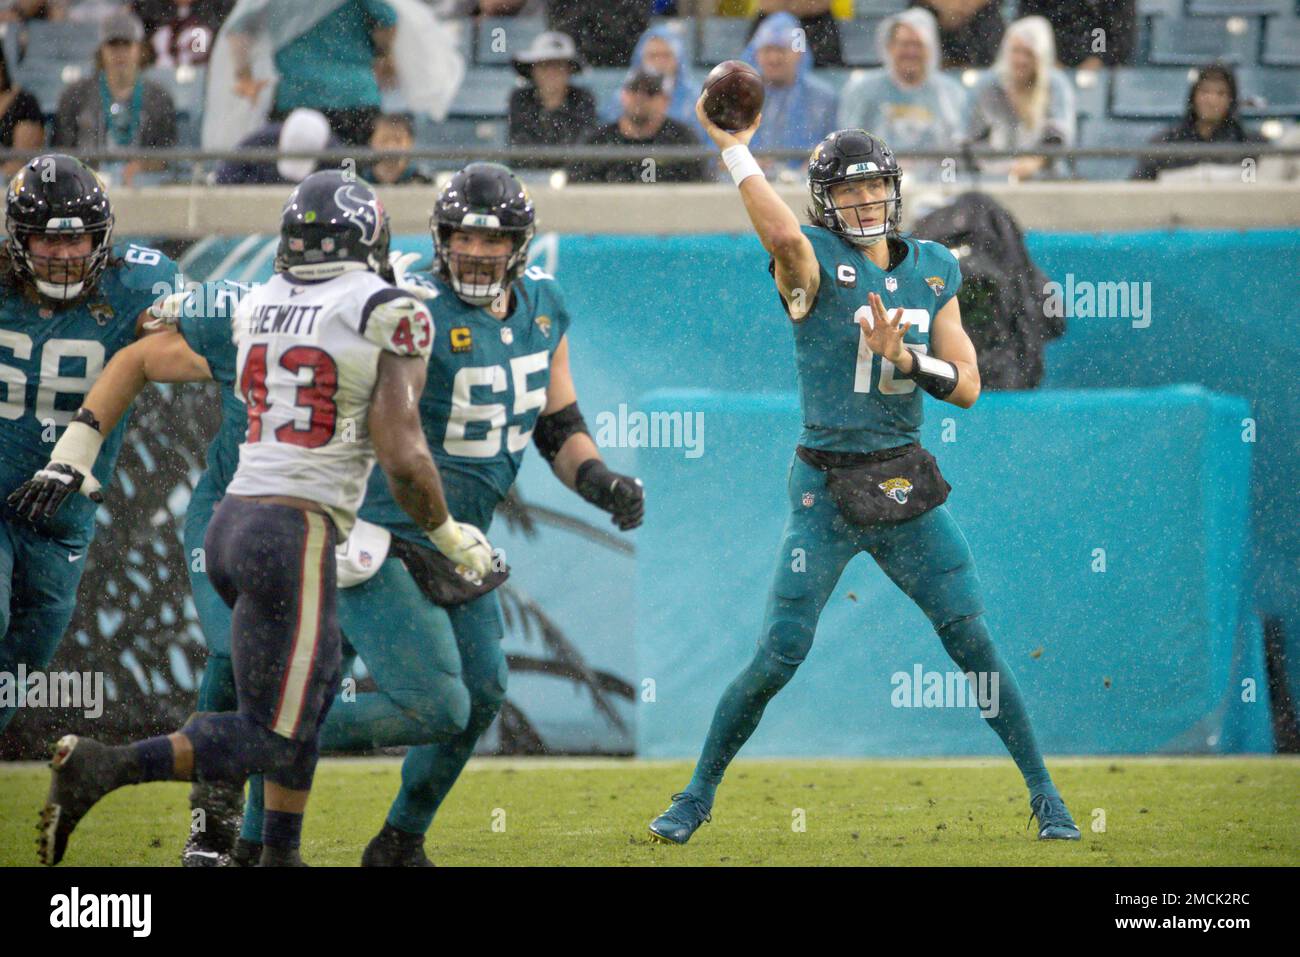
361, 823, 436, 867
182, 780, 244, 867
258, 845, 308, 867
231, 837, 263, 867
38, 735, 116, 866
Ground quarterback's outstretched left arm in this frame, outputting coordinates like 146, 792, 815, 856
6, 330, 212, 521
533, 335, 645, 531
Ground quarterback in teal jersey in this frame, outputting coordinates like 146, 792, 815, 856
0, 154, 182, 732
647, 104, 1080, 845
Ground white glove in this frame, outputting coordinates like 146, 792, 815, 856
427, 516, 493, 581
143, 290, 193, 331
388, 250, 439, 300
48, 420, 104, 499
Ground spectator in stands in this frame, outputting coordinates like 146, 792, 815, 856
606, 23, 698, 130
52, 9, 178, 185
0, 44, 45, 178
436, 0, 544, 12
752, 1, 842, 69
365, 111, 432, 185
133, 0, 234, 67
911, 0, 1004, 68
741, 12, 837, 178
1131, 63, 1264, 182
224, 0, 398, 147
0, 0, 67, 23
967, 16, 1075, 181
214, 106, 339, 184
1018, 0, 1134, 69
838, 8, 966, 182
568, 69, 705, 184
510, 31, 597, 166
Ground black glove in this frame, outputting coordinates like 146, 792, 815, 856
6, 463, 101, 523
576, 459, 644, 531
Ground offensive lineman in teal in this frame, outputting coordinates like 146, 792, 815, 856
0, 154, 181, 732
647, 105, 1081, 843
25, 163, 645, 866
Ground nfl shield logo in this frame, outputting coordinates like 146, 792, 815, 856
501, 327, 514, 344
801, 492, 814, 507
885, 277, 898, 292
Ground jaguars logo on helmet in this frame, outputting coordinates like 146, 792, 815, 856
807, 130, 902, 248
431, 162, 535, 307
276, 170, 392, 281
4, 153, 115, 302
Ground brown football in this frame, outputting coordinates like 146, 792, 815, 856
701, 60, 765, 133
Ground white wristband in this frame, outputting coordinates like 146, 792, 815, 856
722, 144, 763, 186
50, 420, 104, 474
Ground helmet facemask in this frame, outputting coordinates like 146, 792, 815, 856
813, 173, 901, 248
435, 223, 532, 308
8, 218, 114, 302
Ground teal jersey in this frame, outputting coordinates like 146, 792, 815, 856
273, 0, 396, 113
176, 281, 251, 494
359, 265, 573, 541
0, 242, 180, 547
789, 226, 962, 453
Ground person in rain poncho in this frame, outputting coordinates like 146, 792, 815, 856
603, 22, 700, 133
966, 16, 1076, 181
837, 7, 967, 183
203, 0, 464, 151
740, 11, 837, 179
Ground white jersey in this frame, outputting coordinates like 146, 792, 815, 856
226, 268, 435, 534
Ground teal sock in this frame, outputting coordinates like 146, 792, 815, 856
387, 738, 475, 835
240, 774, 264, 843
196, 654, 236, 713
684, 646, 801, 809
936, 616, 1055, 797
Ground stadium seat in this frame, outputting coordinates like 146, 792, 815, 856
15, 61, 87, 115
581, 67, 628, 112
698, 17, 751, 66
1070, 68, 1111, 119
838, 17, 884, 67
853, 0, 906, 14
20, 19, 99, 68
1075, 116, 1165, 180
1110, 67, 1195, 118
817, 66, 856, 96
474, 16, 545, 67
144, 64, 207, 148
1262, 17, 1300, 66
1186, 0, 1292, 16
1135, 0, 1184, 15
448, 70, 520, 117
1148, 16, 1261, 66
416, 116, 506, 154
1236, 67, 1300, 116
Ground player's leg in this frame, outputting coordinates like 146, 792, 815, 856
650, 457, 859, 843
865, 504, 1080, 839
38, 499, 341, 865
180, 482, 245, 866
323, 557, 469, 750
365, 589, 506, 864
0, 518, 85, 733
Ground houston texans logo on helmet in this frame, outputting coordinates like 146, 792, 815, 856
334, 184, 384, 247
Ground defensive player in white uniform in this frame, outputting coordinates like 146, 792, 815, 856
31, 171, 494, 867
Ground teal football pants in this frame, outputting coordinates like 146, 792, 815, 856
685, 455, 1054, 804
0, 515, 87, 732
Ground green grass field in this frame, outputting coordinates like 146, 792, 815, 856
2, 756, 1296, 867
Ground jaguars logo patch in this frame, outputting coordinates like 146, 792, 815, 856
878, 477, 913, 505
88, 301, 115, 326
925, 276, 946, 297
450, 326, 472, 352
535, 314, 552, 338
